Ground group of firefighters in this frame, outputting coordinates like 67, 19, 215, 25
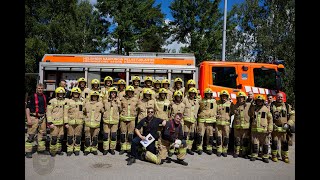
25, 75, 295, 166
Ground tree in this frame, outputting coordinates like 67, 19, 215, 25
169, 0, 222, 64
96, 0, 169, 54
227, 0, 295, 106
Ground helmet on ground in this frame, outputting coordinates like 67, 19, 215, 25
125, 85, 135, 92
55, 87, 66, 94
220, 90, 229, 97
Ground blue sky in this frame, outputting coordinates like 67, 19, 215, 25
154, 0, 245, 20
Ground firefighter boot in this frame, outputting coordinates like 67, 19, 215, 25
109, 149, 115, 155
206, 150, 213, 155
26, 152, 32, 158
38, 150, 50, 155
119, 150, 126, 155
67, 152, 73, 156
127, 156, 136, 165
92, 151, 98, 155
177, 159, 188, 166
263, 158, 269, 163
187, 149, 194, 155
103, 150, 108, 155
198, 150, 203, 155
166, 157, 171, 163
74, 151, 80, 156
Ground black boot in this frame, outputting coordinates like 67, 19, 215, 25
140, 152, 146, 161
216, 152, 221, 157
50, 152, 56, 157
84, 151, 90, 156
222, 153, 227, 157
250, 157, 256, 161
67, 152, 73, 156
206, 150, 212, 155
26, 152, 32, 158
127, 157, 136, 165
187, 149, 194, 155
198, 150, 203, 155
119, 150, 125, 155
38, 150, 50, 155
177, 159, 188, 166
166, 157, 171, 163
103, 150, 108, 155
233, 153, 238, 158
92, 151, 98, 155
168, 151, 173, 157
74, 151, 80, 156
263, 158, 269, 163
57, 151, 64, 156
110, 149, 115, 155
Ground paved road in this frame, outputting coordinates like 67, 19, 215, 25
25, 141, 295, 180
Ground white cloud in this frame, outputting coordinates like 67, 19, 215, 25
90, 0, 97, 5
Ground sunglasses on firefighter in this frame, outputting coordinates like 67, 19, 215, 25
147, 111, 154, 114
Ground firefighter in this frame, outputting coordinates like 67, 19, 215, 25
154, 88, 171, 151
215, 90, 234, 157
139, 76, 155, 99
117, 79, 126, 99
182, 87, 200, 155
185, 79, 201, 100
137, 88, 156, 123
161, 79, 173, 102
77, 77, 90, 101
25, 83, 50, 158
101, 76, 113, 100
196, 88, 217, 155
46, 87, 68, 156
270, 92, 295, 163
170, 77, 185, 96
83, 91, 104, 155
119, 85, 139, 155
152, 79, 162, 98
249, 94, 273, 163
168, 90, 185, 156
65, 87, 84, 156
131, 76, 143, 99
231, 91, 251, 158
102, 87, 121, 155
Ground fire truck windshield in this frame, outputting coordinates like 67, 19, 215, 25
253, 68, 279, 90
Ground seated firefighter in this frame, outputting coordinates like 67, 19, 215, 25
127, 107, 166, 165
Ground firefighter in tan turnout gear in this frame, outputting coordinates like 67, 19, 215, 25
83, 91, 104, 155
216, 90, 234, 157
137, 88, 156, 123
119, 85, 139, 155
25, 83, 49, 158
152, 79, 162, 98
117, 79, 126, 99
183, 87, 200, 155
231, 91, 251, 158
100, 76, 113, 100
65, 87, 84, 156
249, 94, 273, 163
270, 92, 295, 163
161, 79, 173, 102
46, 87, 68, 156
131, 76, 143, 99
170, 77, 185, 96
77, 77, 90, 101
139, 76, 155, 100
102, 87, 121, 155
196, 88, 217, 155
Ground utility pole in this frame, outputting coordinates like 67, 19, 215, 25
222, 0, 227, 61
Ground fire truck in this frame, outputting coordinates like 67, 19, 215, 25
38, 52, 286, 102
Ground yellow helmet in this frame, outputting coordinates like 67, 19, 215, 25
237, 91, 246, 98
187, 79, 196, 86
188, 87, 198, 94
161, 79, 170, 85
77, 77, 86, 84
71, 87, 81, 94
144, 76, 153, 82
91, 79, 100, 85
125, 85, 135, 92
255, 94, 265, 101
143, 88, 153, 95
174, 90, 183, 97
153, 79, 161, 84
90, 91, 100, 96
118, 79, 126, 85
204, 88, 213, 94
108, 87, 118, 93
158, 88, 167, 94
55, 87, 66, 94
132, 76, 141, 81
220, 90, 229, 97
174, 77, 183, 83
104, 76, 113, 84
